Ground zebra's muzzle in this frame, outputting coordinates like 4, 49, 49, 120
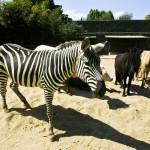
94, 81, 106, 98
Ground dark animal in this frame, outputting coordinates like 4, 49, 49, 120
58, 66, 113, 95
57, 72, 78, 95
115, 49, 141, 96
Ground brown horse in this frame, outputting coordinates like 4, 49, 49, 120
136, 51, 150, 88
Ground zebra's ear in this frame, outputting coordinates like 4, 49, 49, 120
81, 37, 90, 52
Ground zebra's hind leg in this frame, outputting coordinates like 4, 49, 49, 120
9, 82, 31, 109
0, 79, 9, 112
1, 91, 9, 112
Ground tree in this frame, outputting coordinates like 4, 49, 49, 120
0, 0, 71, 45
60, 22, 87, 39
106, 11, 114, 20
145, 14, 150, 20
118, 13, 133, 20
2, 0, 33, 43
87, 9, 114, 21
87, 9, 99, 20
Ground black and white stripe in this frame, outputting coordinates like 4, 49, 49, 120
0, 37, 106, 141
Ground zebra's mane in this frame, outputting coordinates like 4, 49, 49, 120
7, 43, 33, 51
56, 41, 82, 50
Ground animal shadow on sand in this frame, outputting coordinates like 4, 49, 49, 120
63, 87, 95, 98
130, 84, 150, 98
106, 88, 121, 93
58, 86, 129, 110
68, 87, 129, 110
11, 104, 150, 150
63, 86, 121, 99
102, 95, 129, 110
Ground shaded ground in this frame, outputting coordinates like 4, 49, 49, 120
0, 56, 150, 150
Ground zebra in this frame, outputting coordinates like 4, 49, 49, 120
10, 41, 108, 95
0, 37, 106, 141
34, 41, 108, 94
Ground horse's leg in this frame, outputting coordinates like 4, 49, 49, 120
115, 71, 119, 85
43, 88, 55, 142
141, 72, 147, 88
9, 82, 31, 109
142, 70, 149, 88
57, 87, 61, 93
58, 81, 71, 95
120, 74, 123, 88
127, 76, 133, 95
134, 69, 141, 81
65, 78, 72, 95
122, 76, 127, 97
140, 68, 146, 88
58, 79, 72, 95
0, 77, 9, 112
141, 78, 146, 88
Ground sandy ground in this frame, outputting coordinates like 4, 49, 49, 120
0, 56, 150, 150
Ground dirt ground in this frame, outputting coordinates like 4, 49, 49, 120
0, 55, 150, 150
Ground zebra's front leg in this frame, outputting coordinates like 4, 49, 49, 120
9, 82, 31, 109
43, 88, 55, 141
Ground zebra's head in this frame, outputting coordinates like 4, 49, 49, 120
76, 37, 106, 98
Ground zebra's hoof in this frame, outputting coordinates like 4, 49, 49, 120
49, 135, 55, 142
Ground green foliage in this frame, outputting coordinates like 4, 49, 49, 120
4, 0, 32, 25
87, 9, 100, 21
0, 2, 5, 26
2, 0, 33, 43
60, 22, 87, 39
30, 0, 56, 10
145, 14, 150, 20
0, 0, 71, 46
105, 11, 114, 20
118, 13, 133, 20
49, 8, 65, 37
87, 9, 114, 21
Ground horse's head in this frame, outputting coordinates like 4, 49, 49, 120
91, 41, 108, 55
76, 37, 106, 98
126, 48, 141, 76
